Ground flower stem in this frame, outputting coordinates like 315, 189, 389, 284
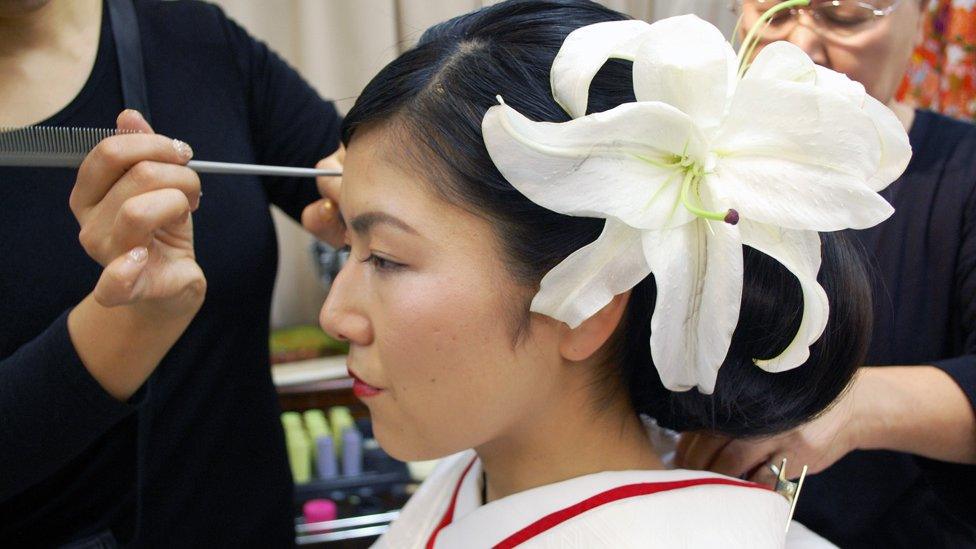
730, 10, 744, 49
736, 0, 811, 78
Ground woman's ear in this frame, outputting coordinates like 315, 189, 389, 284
558, 291, 631, 362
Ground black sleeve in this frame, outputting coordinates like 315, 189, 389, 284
220, 10, 343, 221
932, 173, 976, 413
919, 157, 976, 528
0, 311, 139, 501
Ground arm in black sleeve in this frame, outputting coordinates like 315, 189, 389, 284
0, 311, 138, 501
919, 175, 976, 527
219, 10, 342, 221
932, 175, 976, 413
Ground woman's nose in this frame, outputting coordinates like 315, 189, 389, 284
319, 266, 372, 345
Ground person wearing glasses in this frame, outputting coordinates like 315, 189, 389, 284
676, 1, 976, 546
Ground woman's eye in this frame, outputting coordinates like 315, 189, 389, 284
362, 253, 405, 272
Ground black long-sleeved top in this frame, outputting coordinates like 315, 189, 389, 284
796, 110, 976, 547
0, 1, 340, 546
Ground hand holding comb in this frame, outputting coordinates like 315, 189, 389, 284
0, 126, 342, 178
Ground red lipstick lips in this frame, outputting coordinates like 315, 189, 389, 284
348, 367, 383, 398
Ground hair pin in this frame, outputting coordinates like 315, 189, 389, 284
769, 458, 808, 533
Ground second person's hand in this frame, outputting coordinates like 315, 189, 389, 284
302, 145, 346, 248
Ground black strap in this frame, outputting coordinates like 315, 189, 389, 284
106, 0, 152, 123
105, 7, 153, 544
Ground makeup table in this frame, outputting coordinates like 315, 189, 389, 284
273, 356, 411, 547
273, 355, 367, 413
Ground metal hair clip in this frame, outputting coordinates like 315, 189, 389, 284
769, 458, 808, 533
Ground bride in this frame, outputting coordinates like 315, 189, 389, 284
318, 0, 910, 546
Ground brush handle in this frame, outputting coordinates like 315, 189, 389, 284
0, 155, 341, 179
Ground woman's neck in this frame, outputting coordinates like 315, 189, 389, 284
0, 0, 102, 127
476, 378, 664, 503
0, 1, 98, 54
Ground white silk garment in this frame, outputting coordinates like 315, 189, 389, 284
374, 450, 835, 548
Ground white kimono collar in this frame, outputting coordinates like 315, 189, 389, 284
430, 451, 779, 548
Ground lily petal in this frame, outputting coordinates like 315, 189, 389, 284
743, 41, 816, 85
712, 78, 894, 231
710, 157, 894, 232
482, 100, 700, 229
745, 42, 910, 192
717, 78, 879, 181
739, 220, 828, 372
645, 220, 743, 394
813, 65, 866, 107
863, 94, 913, 192
632, 15, 738, 130
532, 218, 650, 328
550, 19, 653, 119
746, 41, 866, 106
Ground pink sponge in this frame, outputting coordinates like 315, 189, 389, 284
303, 498, 338, 524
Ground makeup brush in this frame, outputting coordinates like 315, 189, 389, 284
0, 126, 342, 178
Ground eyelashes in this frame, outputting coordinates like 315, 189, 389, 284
341, 245, 406, 273
363, 254, 405, 272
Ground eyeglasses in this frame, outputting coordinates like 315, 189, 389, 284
733, 0, 904, 41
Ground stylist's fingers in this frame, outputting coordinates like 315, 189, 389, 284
710, 439, 776, 479
116, 108, 153, 134
304, 149, 346, 248
107, 160, 201, 213
111, 188, 192, 254
302, 198, 344, 248
70, 122, 193, 215
93, 247, 151, 307
748, 459, 782, 487
674, 432, 699, 467
675, 432, 733, 471
80, 162, 200, 264
93, 246, 206, 309
314, 148, 343, 202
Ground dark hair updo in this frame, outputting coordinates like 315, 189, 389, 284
341, 0, 873, 437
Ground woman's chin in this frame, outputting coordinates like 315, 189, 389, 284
372, 423, 466, 463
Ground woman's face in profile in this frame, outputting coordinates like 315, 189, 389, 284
0, 0, 52, 17
319, 125, 564, 461
745, 0, 924, 104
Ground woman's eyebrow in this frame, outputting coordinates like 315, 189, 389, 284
349, 211, 420, 236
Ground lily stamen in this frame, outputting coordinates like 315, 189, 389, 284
679, 167, 739, 225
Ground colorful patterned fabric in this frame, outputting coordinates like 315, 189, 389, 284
899, 0, 976, 121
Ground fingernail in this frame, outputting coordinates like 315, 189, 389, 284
320, 199, 334, 218
192, 192, 202, 211
125, 109, 145, 121
127, 247, 149, 264
172, 139, 193, 161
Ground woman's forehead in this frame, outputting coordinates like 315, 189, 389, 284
343, 128, 494, 244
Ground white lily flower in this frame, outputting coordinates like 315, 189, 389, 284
481, 8, 911, 393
